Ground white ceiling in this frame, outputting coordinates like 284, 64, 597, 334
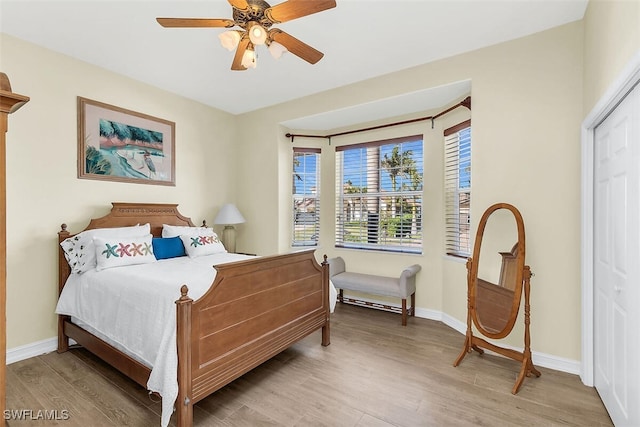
0, 0, 588, 121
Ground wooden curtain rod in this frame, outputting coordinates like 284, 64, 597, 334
285, 96, 471, 143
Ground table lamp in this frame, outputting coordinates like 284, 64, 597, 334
214, 203, 245, 253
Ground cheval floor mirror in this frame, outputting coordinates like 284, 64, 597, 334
453, 202, 541, 394
0, 72, 30, 421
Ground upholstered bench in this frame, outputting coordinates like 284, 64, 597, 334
326, 257, 421, 326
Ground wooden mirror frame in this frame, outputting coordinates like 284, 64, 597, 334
453, 202, 541, 394
471, 203, 525, 339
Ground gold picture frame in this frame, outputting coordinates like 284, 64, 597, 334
78, 97, 175, 186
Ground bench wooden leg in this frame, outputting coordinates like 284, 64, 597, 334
401, 299, 407, 326
411, 293, 416, 317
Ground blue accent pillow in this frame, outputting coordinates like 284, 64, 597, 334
152, 236, 186, 260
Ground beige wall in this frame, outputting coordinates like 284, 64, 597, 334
583, 0, 640, 115
237, 22, 584, 360
0, 34, 238, 348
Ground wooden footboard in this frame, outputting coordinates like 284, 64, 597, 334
175, 249, 330, 425
57, 203, 330, 427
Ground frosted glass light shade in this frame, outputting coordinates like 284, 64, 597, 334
219, 31, 241, 51
241, 48, 257, 69
249, 24, 267, 45
214, 204, 246, 225
268, 41, 287, 59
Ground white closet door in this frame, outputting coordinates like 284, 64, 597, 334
593, 82, 640, 426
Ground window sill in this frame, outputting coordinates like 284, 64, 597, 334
443, 254, 468, 264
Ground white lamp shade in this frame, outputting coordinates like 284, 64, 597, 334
249, 24, 267, 45
214, 204, 246, 225
219, 31, 241, 51
268, 41, 288, 59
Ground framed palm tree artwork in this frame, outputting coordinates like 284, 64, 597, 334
77, 97, 175, 186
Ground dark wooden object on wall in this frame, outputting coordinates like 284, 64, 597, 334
0, 72, 30, 423
453, 203, 541, 394
57, 202, 331, 426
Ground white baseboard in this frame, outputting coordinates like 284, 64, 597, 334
441, 311, 467, 334
415, 306, 442, 321
6, 337, 58, 365
7, 303, 580, 376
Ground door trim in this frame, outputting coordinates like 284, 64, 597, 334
581, 50, 640, 386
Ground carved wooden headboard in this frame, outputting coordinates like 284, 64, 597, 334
72, 202, 195, 237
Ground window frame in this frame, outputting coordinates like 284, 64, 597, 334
444, 119, 472, 258
292, 147, 321, 247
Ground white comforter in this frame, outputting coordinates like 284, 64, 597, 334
56, 252, 337, 427
55, 252, 254, 427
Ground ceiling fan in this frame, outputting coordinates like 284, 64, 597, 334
157, 0, 337, 71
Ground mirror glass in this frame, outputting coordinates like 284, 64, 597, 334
474, 207, 520, 335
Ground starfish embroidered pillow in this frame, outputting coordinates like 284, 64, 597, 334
94, 234, 157, 271
179, 233, 226, 258
60, 223, 151, 274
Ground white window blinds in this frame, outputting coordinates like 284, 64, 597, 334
444, 120, 471, 257
292, 148, 320, 247
335, 135, 423, 253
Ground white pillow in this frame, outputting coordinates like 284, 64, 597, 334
179, 233, 226, 258
162, 224, 214, 238
94, 234, 156, 271
60, 223, 150, 274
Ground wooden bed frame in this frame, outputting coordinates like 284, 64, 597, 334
57, 202, 330, 426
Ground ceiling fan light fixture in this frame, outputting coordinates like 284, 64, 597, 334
156, 0, 337, 71
241, 46, 257, 69
219, 30, 241, 51
248, 23, 267, 45
268, 41, 287, 59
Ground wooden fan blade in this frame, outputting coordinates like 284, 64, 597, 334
156, 18, 235, 28
270, 29, 324, 64
227, 0, 249, 10
231, 37, 250, 71
265, 0, 336, 23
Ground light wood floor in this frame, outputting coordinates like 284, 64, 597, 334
6, 304, 612, 426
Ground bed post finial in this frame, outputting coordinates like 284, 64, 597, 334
179, 285, 190, 300
59, 223, 70, 239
